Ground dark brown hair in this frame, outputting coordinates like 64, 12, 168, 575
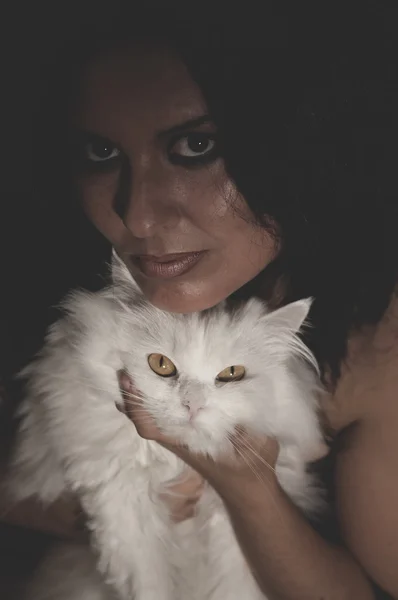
2, 1, 398, 390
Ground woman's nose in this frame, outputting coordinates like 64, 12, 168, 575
119, 164, 181, 239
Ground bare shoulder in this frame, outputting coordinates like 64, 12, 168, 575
324, 290, 398, 430
327, 292, 398, 597
335, 413, 398, 597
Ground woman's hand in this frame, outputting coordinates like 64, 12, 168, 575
117, 371, 376, 600
117, 371, 207, 522
117, 370, 280, 499
158, 469, 205, 523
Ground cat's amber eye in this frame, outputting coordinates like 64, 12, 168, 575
147, 354, 177, 378
216, 365, 246, 383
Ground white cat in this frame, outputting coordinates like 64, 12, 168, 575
8, 254, 326, 600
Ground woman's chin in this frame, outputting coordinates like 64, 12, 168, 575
136, 275, 226, 314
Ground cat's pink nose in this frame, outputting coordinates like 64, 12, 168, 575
182, 398, 204, 421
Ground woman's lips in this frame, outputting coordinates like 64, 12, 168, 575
132, 251, 206, 279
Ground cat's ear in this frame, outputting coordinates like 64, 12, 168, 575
265, 298, 312, 333
111, 249, 142, 298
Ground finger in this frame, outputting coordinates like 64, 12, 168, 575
117, 371, 226, 473
173, 467, 204, 488
116, 369, 135, 414
172, 506, 196, 523
167, 474, 205, 497
117, 370, 164, 441
158, 440, 220, 482
184, 469, 205, 492
130, 405, 165, 441
117, 369, 138, 403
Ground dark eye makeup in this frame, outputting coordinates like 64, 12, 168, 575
167, 131, 219, 166
71, 129, 220, 175
70, 132, 122, 174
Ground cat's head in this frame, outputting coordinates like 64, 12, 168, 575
112, 254, 318, 457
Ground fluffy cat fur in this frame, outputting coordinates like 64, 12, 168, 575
7, 254, 326, 600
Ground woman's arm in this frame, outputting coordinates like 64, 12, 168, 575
171, 435, 376, 600
209, 460, 374, 600
335, 411, 398, 598
0, 495, 84, 540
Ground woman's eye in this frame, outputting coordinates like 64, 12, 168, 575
169, 132, 217, 160
84, 139, 121, 163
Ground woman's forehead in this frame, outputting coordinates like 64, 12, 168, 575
74, 44, 208, 136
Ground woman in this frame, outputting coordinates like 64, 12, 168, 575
2, 2, 398, 599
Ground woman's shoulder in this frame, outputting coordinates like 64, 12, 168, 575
323, 290, 398, 433
323, 292, 398, 596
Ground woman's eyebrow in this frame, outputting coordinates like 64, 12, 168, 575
157, 114, 213, 138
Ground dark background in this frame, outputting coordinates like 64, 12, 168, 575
1, 2, 397, 598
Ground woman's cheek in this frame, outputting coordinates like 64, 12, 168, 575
79, 173, 125, 244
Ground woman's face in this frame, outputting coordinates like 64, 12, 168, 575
74, 43, 277, 313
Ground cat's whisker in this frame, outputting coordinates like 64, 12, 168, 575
240, 431, 277, 459
232, 430, 276, 475
39, 374, 129, 399
214, 411, 277, 473
120, 406, 159, 423
121, 399, 152, 411
229, 439, 286, 522
39, 372, 144, 404
122, 410, 155, 421
118, 390, 145, 403
227, 433, 261, 475
228, 434, 285, 525
42, 375, 117, 397
31, 372, 151, 407
121, 409, 148, 416
121, 405, 151, 413
126, 417, 156, 427
120, 403, 148, 410
228, 436, 268, 487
